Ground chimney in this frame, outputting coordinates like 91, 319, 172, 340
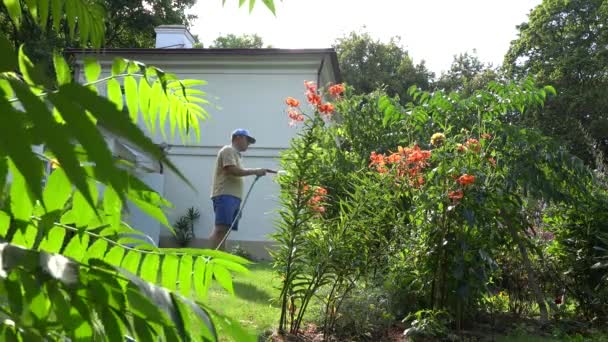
154, 25, 195, 48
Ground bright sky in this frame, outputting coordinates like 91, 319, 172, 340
188, 0, 541, 75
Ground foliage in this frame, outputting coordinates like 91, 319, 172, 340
435, 50, 501, 96
0, 0, 276, 340
318, 285, 394, 341
230, 243, 254, 261
403, 309, 453, 340
273, 72, 604, 338
333, 31, 434, 103
0, 0, 198, 71
209, 33, 269, 48
504, 0, 608, 167
174, 207, 200, 247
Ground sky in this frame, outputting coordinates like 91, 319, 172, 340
188, 0, 542, 75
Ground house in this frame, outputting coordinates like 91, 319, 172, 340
67, 25, 341, 259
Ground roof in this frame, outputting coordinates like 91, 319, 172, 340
65, 48, 341, 82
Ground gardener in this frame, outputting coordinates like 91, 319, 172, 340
208, 128, 269, 250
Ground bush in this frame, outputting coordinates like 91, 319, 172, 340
230, 243, 255, 261
318, 285, 394, 341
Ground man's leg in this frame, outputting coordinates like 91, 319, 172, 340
209, 224, 229, 250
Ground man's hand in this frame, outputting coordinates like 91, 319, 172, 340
254, 168, 267, 176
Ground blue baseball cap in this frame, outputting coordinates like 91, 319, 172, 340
231, 128, 256, 144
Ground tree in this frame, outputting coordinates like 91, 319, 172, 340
504, 0, 608, 167
0, 0, 198, 66
209, 33, 269, 48
333, 31, 434, 102
436, 50, 500, 96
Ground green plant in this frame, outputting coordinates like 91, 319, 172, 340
319, 285, 394, 341
230, 243, 254, 261
174, 207, 200, 247
403, 309, 453, 340
0, 0, 277, 340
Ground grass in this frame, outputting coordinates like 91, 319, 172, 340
207, 262, 281, 339
207, 261, 324, 341
207, 262, 608, 342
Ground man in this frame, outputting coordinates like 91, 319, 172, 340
209, 128, 269, 250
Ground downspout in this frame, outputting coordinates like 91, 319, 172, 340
316, 56, 325, 88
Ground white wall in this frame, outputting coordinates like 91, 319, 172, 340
74, 52, 338, 243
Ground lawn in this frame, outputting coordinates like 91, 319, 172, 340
207, 262, 281, 339
207, 261, 324, 341
207, 262, 608, 342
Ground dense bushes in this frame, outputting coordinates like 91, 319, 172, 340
273, 79, 607, 339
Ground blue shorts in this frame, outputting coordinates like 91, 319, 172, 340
212, 195, 242, 231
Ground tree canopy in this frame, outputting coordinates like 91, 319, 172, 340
209, 33, 269, 48
504, 0, 608, 167
0, 0, 198, 65
435, 50, 499, 96
333, 31, 434, 102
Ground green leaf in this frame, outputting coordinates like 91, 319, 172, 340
9, 81, 90, 212
213, 264, 234, 294
74, 320, 93, 341
24, 0, 38, 24
0, 155, 6, 203
249, 0, 256, 13
133, 316, 155, 341
43, 168, 72, 212
161, 254, 179, 290
140, 254, 159, 283
104, 246, 125, 266
3, 0, 22, 27
125, 283, 170, 324
51, 0, 63, 31
5, 274, 23, 316
128, 197, 172, 233
85, 238, 108, 263
147, 81, 162, 134
121, 250, 141, 275
30, 290, 51, 321
103, 186, 122, 229
163, 248, 251, 265
60, 83, 192, 193
0, 34, 17, 72
101, 307, 124, 342
139, 77, 151, 119
177, 255, 193, 297
84, 57, 101, 83
111, 58, 127, 76
543, 85, 557, 96
8, 160, 35, 221
262, 0, 276, 15
124, 75, 139, 122
107, 78, 123, 111
18, 45, 48, 88
212, 258, 249, 274
0, 211, 10, 238
53, 52, 71, 85
38, 0, 49, 30
38, 226, 66, 253
193, 257, 210, 300
63, 234, 90, 261
11, 224, 37, 249
0, 105, 42, 206
71, 179, 98, 227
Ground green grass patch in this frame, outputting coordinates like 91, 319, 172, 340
207, 262, 281, 339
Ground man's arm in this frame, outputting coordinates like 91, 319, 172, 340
224, 165, 266, 177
